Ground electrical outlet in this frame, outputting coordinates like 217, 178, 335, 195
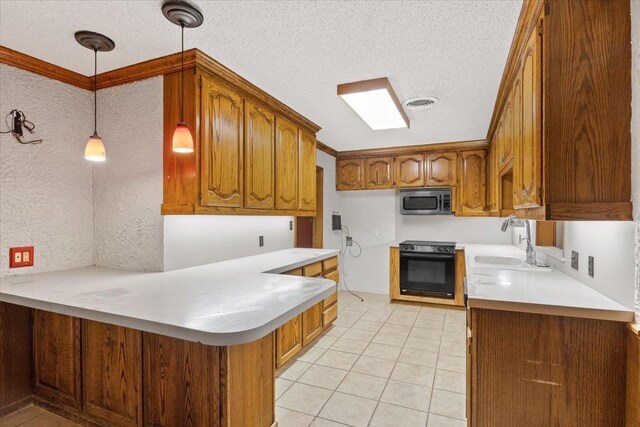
259, 236, 264, 247
373, 228, 379, 237
346, 236, 353, 247
9, 246, 34, 268
289, 221, 293, 231
588, 256, 594, 277
571, 250, 579, 270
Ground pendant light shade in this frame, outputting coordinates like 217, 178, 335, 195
162, 1, 203, 154
75, 31, 115, 162
172, 122, 194, 153
85, 132, 106, 161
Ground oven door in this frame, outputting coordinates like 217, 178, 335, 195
399, 252, 456, 298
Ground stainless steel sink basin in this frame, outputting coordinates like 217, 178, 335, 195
472, 255, 551, 271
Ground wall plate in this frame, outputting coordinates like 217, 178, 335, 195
571, 251, 579, 270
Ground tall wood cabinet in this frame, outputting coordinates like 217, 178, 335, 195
298, 130, 317, 211
244, 99, 275, 209
275, 117, 299, 210
458, 150, 486, 215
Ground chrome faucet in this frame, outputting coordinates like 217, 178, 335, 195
500, 214, 538, 265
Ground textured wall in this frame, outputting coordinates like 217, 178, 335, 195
316, 149, 342, 251
92, 77, 164, 271
631, 0, 640, 321
0, 65, 94, 277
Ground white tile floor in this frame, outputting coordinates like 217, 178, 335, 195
275, 291, 468, 427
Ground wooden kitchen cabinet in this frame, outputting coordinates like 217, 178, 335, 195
275, 315, 303, 368
200, 75, 244, 208
298, 129, 316, 211
244, 99, 275, 209
426, 152, 457, 186
336, 159, 365, 190
82, 320, 142, 427
0, 303, 32, 416
302, 302, 324, 346
395, 154, 425, 188
458, 150, 486, 215
365, 157, 394, 189
275, 117, 299, 210
468, 308, 626, 426
33, 310, 81, 409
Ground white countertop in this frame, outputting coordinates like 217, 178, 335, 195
462, 244, 633, 322
0, 248, 339, 345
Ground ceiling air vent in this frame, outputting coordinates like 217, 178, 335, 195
403, 97, 438, 111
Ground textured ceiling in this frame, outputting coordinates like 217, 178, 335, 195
0, 0, 521, 151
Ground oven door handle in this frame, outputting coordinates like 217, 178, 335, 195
400, 252, 454, 260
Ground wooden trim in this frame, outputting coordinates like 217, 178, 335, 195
546, 202, 633, 221
193, 205, 316, 217
535, 221, 556, 247
0, 45, 92, 90
337, 77, 410, 129
316, 140, 338, 157
454, 250, 465, 307
628, 323, 640, 335
485, 0, 544, 142
337, 139, 488, 160
313, 167, 324, 249
626, 328, 640, 426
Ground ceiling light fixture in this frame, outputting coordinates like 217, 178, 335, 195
337, 77, 410, 131
162, 1, 204, 154
75, 31, 115, 162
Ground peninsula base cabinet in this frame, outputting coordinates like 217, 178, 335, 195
467, 308, 627, 426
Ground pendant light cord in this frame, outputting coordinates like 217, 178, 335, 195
94, 48, 98, 134
180, 23, 185, 123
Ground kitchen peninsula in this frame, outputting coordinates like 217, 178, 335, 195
0, 248, 339, 427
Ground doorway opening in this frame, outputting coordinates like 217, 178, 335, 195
295, 166, 323, 248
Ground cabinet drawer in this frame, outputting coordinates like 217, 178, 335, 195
324, 269, 339, 284
323, 304, 338, 326
323, 289, 338, 309
323, 256, 338, 272
284, 267, 302, 276
303, 261, 323, 277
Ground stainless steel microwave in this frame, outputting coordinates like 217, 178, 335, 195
399, 188, 452, 215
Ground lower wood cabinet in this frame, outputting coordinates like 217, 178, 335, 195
302, 302, 324, 346
33, 310, 82, 409
275, 314, 303, 368
82, 320, 142, 427
0, 303, 33, 416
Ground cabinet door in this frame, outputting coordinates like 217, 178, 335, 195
302, 302, 324, 346
33, 310, 81, 408
502, 96, 514, 168
365, 157, 393, 189
458, 150, 487, 214
426, 152, 458, 186
200, 75, 243, 207
82, 320, 142, 427
517, 26, 543, 209
336, 159, 365, 190
275, 117, 298, 210
395, 154, 425, 188
276, 315, 303, 368
512, 71, 524, 207
244, 99, 275, 209
298, 129, 316, 211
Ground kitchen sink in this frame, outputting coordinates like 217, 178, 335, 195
472, 255, 551, 271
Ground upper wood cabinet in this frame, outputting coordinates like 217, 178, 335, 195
395, 154, 424, 188
337, 159, 365, 190
244, 99, 275, 209
458, 150, 486, 215
200, 75, 244, 208
275, 117, 299, 210
162, 57, 320, 217
426, 152, 457, 186
298, 130, 316, 211
365, 157, 393, 189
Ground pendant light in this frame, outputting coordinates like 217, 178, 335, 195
162, 1, 204, 154
75, 31, 115, 162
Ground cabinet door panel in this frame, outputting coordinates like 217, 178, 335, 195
244, 99, 275, 209
275, 117, 298, 209
395, 154, 424, 188
512, 71, 524, 207
302, 302, 324, 346
517, 27, 543, 209
201, 76, 244, 207
298, 130, 316, 211
336, 159, 365, 190
426, 152, 457, 186
276, 315, 303, 368
33, 310, 81, 408
82, 320, 142, 427
458, 150, 486, 214
502, 97, 514, 168
365, 157, 393, 189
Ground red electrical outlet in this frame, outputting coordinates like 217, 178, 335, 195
9, 246, 34, 268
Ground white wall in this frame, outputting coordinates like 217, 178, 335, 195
0, 65, 94, 277
163, 215, 294, 270
316, 149, 342, 251
93, 77, 164, 271
631, 0, 640, 321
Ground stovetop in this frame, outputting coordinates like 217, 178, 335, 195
399, 240, 456, 254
